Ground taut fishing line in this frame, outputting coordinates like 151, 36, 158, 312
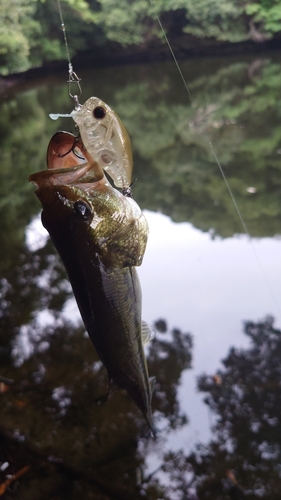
148, 0, 280, 314
55, 0, 280, 315
56, 0, 82, 108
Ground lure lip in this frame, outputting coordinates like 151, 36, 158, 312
49, 112, 75, 120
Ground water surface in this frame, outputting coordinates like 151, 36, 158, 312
1, 52, 281, 498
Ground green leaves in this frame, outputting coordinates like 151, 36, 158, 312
0, 0, 37, 74
2, 0, 281, 76
179, 0, 248, 42
91, 0, 155, 46
245, 0, 281, 35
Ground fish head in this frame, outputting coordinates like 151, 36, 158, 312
72, 96, 133, 190
29, 131, 148, 267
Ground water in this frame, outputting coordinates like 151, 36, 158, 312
1, 52, 281, 498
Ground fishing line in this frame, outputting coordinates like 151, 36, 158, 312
209, 142, 279, 311
56, 0, 82, 107
148, 0, 249, 233
147, 6, 192, 101
148, 0, 280, 314
57, 0, 71, 71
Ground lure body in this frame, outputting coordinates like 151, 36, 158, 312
72, 97, 133, 191
29, 132, 154, 430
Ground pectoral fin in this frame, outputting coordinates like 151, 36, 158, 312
141, 321, 155, 345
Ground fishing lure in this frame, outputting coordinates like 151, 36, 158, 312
50, 96, 133, 195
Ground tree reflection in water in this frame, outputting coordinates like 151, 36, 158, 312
3, 239, 280, 498
1, 56, 281, 498
133, 317, 281, 499
0, 240, 192, 499
0, 213, 280, 499
186, 316, 281, 500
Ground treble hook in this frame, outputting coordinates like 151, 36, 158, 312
121, 178, 137, 198
67, 63, 82, 110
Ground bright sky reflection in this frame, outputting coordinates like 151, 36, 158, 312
25, 209, 281, 449
138, 210, 281, 448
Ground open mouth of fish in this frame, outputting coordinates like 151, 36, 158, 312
29, 131, 105, 189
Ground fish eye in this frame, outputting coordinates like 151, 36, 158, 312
93, 106, 106, 119
74, 200, 92, 222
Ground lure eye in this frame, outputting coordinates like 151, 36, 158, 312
93, 106, 106, 119
74, 200, 92, 222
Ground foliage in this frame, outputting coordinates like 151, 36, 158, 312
0, 87, 61, 276
90, 0, 156, 46
0, 77, 195, 498
162, 0, 248, 42
245, 0, 281, 35
122, 316, 281, 499
1, 57, 281, 241
186, 316, 281, 499
0, 0, 98, 74
0, 0, 38, 74
29, 0, 99, 67
0, 236, 192, 497
2, 0, 281, 75
1, 51, 281, 497
108, 57, 281, 237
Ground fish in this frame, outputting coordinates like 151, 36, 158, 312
50, 96, 133, 194
29, 130, 155, 432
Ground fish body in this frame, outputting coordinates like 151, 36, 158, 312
72, 97, 133, 191
29, 132, 154, 430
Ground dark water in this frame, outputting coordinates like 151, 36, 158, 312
1, 52, 281, 499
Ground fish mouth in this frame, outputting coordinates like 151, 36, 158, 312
29, 131, 105, 189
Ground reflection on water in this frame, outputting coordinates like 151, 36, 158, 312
1, 53, 281, 497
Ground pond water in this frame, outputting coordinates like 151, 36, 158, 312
1, 51, 281, 499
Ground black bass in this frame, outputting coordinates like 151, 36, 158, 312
29, 131, 155, 431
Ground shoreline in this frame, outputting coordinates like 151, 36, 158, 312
1, 33, 281, 96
